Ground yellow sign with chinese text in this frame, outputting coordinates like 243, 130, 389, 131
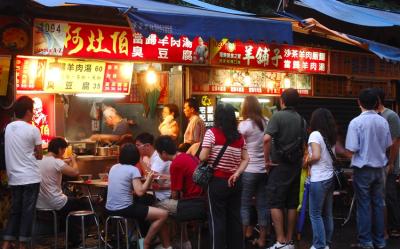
0, 56, 11, 96
43, 58, 105, 93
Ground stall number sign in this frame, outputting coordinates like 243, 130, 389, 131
16, 56, 132, 94
210, 39, 328, 74
33, 19, 207, 65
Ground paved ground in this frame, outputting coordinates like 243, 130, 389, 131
31, 217, 400, 249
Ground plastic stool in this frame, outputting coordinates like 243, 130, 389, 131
104, 216, 129, 249
65, 210, 100, 249
31, 208, 58, 249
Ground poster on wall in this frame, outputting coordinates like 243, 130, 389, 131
210, 39, 328, 74
15, 94, 55, 144
15, 56, 132, 94
33, 19, 208, 65
0, 56, 11, 96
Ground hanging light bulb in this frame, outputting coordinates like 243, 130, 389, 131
243, 70, 251, 86
146, 64, 157, 85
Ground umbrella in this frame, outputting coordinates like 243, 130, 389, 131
296, 173, 310, 240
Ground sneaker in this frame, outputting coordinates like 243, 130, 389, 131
310, 246, 330, 249
154, 244, 173, 249
286, 240, 295, 249
268, 242, 290, 249
182, 240, 192, 249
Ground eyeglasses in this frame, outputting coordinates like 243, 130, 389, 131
135, 143, 148, 148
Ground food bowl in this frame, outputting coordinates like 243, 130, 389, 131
80, 174, 92, 182
98, 173, 108, 181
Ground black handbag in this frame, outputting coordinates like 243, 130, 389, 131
176, 197, 207, 222
323, 137, 348, 191
192, 142, 229, 188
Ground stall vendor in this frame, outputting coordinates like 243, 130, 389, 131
89, 106, 131, 144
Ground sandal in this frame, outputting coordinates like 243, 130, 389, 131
252, 238, 267, 248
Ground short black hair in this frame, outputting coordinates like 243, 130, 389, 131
371, 87, 385, 104
164, 104, 179, 119
359, 88, 378, 110
48, 137, 68, 154
119, 143, 140, 165
135, 132, 154, 145
14, 96, 34, 119
281, 88, 300, 107
184, 98, 199, 113
155, 135, 177, 155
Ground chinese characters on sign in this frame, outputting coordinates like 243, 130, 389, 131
16, 56, 132, 94
210, 39, 328, 74
33, 19, 208, 64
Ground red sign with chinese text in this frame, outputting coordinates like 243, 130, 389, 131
33, 19, 208, 65
193, 85, 311, 96
210, 39, 328, 74
15, 57, 47, 91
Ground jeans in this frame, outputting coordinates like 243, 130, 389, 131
2, 183, 40, 242
309, 178, 334, 249
386, 173, 400, 230
208, 177, 243, 249
240, 172, 269, 226
353, 167, 385, 248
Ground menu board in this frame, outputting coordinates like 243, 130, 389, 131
196, 95, 215, 127
16, 56, 132, 94
210, 39, 328, 74
33, 19, 207, 65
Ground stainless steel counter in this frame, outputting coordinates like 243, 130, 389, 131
76, 155, 118, 176
76, 155, 118, 161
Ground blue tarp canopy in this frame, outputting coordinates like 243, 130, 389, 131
348, 35, 400, 62
295, 0, 400, 27
34, 0, 293, 43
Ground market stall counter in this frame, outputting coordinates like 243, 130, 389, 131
75, 155, 118, 176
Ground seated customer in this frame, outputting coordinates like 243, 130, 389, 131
36, 137, 87, 247
105, 143, 168, 249
154, 136, 204, 249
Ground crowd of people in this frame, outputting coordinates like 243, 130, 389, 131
1, 87, 400, 249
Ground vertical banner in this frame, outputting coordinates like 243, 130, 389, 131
0, 56, 11, 95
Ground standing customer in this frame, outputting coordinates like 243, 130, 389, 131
346, 88, 392, 249
263, 88, 306, 249
180, 98, 205, 152
304, 108, 337, 249
238, 96, 269, 247
372, 87, 400, 237
2, 96, 43, 249
158, 104, 180, 140
199, 103, 249, 249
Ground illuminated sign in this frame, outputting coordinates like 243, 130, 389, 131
33, 19, 208, 64
210, 39, 328, 74
16, 56, 132, 94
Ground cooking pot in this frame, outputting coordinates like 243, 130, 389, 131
74, 147, 88, 155
97, 146, 110, 156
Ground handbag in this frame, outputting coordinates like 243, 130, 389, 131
275, 112, 305, 164
192, 142, 229, 188
322, 137, 348, 191
176, 197, 207, 222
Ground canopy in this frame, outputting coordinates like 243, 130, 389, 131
34, 0, 293, 43
294, 0, 400, 27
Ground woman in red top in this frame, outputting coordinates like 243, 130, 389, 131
199, 103, 249, 249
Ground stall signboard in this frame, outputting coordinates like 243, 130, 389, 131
0, 56, 11, 95
330, 50, 400, 79
16, 56, 132, 94
210, 39, 328, 74
191, 68, 312, 96
16, 93, 55, 144
33, 19, 208, 65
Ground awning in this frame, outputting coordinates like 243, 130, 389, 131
33, 0, 293, 44
294, 0, 400, 27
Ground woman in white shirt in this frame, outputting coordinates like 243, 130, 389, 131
304, 108, 337, 249
238, 96, 269, 248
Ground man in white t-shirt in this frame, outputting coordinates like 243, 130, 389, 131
2, 96, 43, 249
135, 133, 171, 202
36, 137, 87, 247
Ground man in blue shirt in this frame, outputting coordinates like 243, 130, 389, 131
346, 88, 392, 249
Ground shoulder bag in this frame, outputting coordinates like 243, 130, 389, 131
322, 137, 348, 191
192, 141, 229, 188
275, 112, 305, 164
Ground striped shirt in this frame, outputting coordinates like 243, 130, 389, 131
202, 128, 246, 175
